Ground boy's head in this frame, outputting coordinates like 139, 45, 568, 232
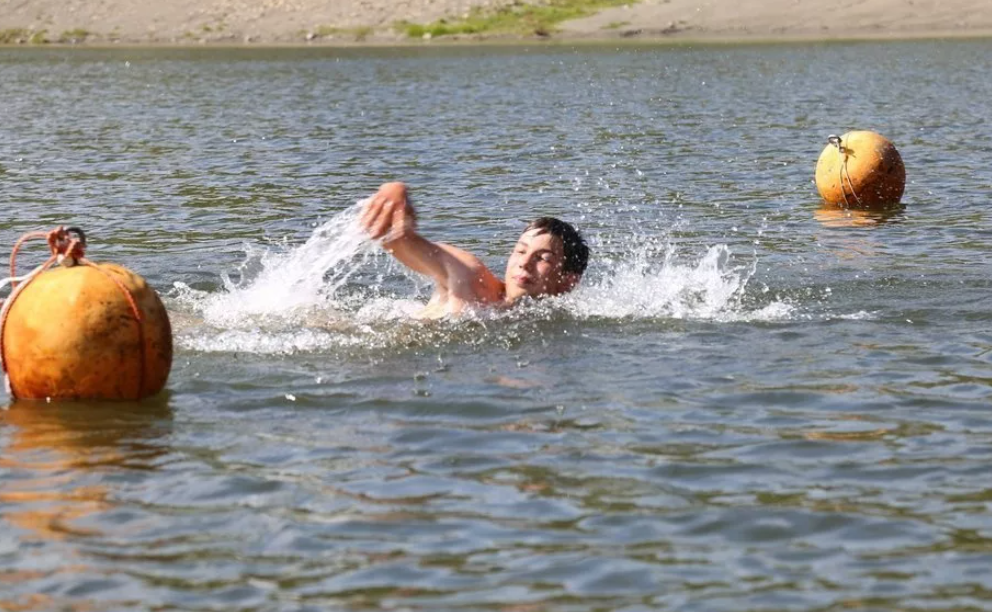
504, 217, 589, 301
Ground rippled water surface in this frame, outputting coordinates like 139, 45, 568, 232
2, 42, 992, 611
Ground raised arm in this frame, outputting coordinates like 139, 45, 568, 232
361, 182, 503, 304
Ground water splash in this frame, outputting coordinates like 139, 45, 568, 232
563, 245, 793, 322
167, 203, 794, 355
172, 200, 384, 328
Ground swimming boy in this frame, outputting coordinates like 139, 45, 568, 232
361, 182, 590, 318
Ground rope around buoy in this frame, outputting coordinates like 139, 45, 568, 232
0, 226, 148, 398
827, 134, 864, 208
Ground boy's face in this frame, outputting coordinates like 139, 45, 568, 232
504, 228, 579, 301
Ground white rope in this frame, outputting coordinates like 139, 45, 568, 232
0, 275, 32, 293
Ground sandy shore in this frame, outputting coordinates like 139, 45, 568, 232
1, 0, 991, 45
561, 0, 992, 41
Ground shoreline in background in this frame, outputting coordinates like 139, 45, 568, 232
2, 29, 992, 50
2, 0, 991, 48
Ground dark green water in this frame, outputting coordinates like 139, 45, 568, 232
1, 42, 991, 611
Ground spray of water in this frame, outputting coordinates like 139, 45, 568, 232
566, 245, 793, 322
173, 201, 381, 327
168, 201, 794, 354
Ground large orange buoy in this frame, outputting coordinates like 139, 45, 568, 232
0, 227, 172, 401
815, 130, 906, 208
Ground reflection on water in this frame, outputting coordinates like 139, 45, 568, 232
0, 400, 172, 611
814, 201, 906, 228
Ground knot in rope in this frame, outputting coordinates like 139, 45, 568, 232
48, 226, 87, 267
6, 225, 88, 288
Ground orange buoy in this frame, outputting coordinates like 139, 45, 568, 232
815, 130, 906, 208
1, 228, 172, 401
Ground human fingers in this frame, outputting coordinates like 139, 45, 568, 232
360, 196, 385, 232
369, 199, 396, 239
385, 204, 409, 243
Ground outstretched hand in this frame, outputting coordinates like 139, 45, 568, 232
361, 182, 416, 245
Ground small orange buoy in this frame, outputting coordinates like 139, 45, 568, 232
815, 130, 906, 208
1, 228, 172, 401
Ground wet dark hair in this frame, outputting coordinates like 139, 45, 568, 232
525, 217, 590, 276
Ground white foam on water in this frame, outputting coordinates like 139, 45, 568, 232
167, 203, 798, 355
562, 244, 794, 323
172, 200, 381, 326
834, 310, 878, 321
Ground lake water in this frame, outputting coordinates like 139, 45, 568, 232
1, 41, 991, 611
